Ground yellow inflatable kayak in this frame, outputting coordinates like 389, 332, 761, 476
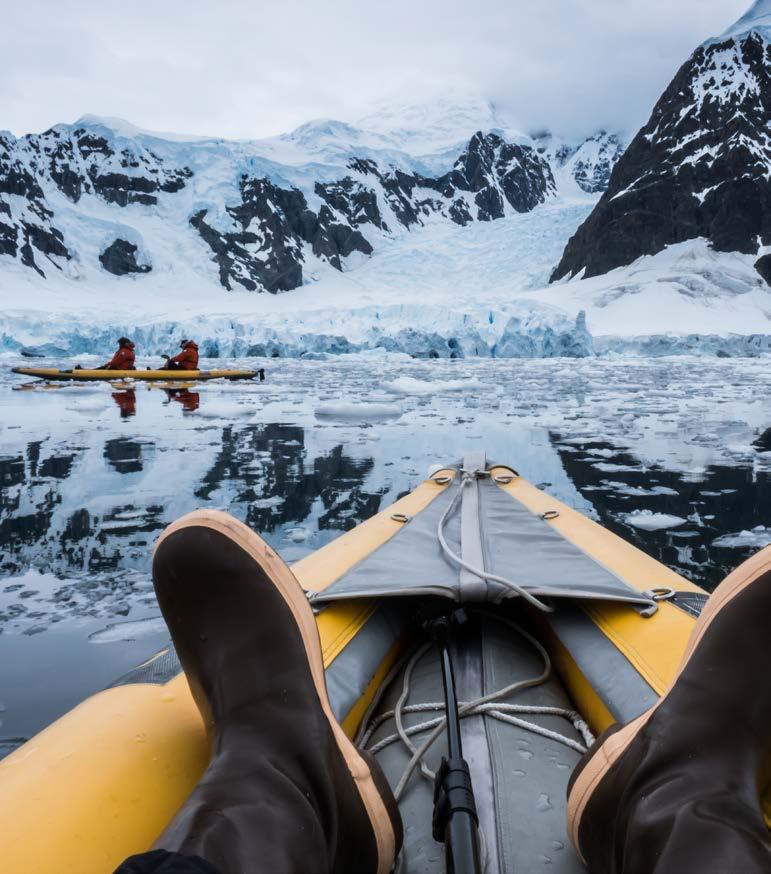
11, 367, 261, 382
1, 455, 763, 873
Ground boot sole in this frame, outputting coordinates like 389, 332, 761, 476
566, 544, 771, 861
155, 510, 398, 874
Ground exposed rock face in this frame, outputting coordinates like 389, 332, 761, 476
0, 126, 191, 278
552, 31, 771, 281
0, 115, 621, 294
756, 252, 771, 285
535, 131, 627, 194
191, 131, 556, 293
0, 132, 70, 276
99, 239, 151, 275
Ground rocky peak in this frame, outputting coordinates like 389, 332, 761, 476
0, 110, 623, 292
190, 131, 556, 293
552, 11, 771, 282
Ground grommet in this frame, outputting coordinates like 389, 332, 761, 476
540, 510, 560, 521
391, 513, 412, 523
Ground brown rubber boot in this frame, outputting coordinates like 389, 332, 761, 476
567, 545, 771, 874
149, 510, 402, 874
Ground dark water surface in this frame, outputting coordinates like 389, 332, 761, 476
1, 355, 769, 750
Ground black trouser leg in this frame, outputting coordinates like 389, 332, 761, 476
114, 848, 219, 873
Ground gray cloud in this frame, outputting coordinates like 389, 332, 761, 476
1, 0, 752, 139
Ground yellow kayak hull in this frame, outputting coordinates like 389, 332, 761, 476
11, 367, 258, 382
2, 467, 766, 872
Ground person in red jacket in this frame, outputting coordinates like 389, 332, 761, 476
100, 337, 136, 370
162, 339, 199, 371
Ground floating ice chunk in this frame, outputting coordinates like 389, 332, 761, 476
251, 495, 285, 510
623, 510, 687, 531
314, 402, 402, 421
383, 376, 488, 396
713, 526, 771, 549
88, 616, 167, 643
593, 462, 641, 473
195, 402, 253, 419
285, 526, 310, 543
601, 481, 679, 497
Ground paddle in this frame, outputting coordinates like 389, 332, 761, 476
429, 613, 482, 874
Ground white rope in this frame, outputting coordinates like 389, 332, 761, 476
359, 610, 594, 874
437, 468, 555, 613
363, 702, 593, 756
359, 611, 594, 800
394, 643, 435, 783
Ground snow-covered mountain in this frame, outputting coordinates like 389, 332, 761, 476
0, 99, 621, 294
552, 0, 771, 284
3, 19, 770, 364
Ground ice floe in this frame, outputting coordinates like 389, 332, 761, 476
713, 526, 771, 549
314, 402, 402, 420
623, 510, 688, 531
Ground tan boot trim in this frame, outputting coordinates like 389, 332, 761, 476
155, 510, 396, 874
567, 544, 771, 861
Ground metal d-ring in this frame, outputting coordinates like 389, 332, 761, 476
540, 510, 560, 521
644, 587, 677, 603
491, 464, 520, 484
431, 467, 457, 485
391, 513, 412, 524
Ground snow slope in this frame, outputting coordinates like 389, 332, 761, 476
717, 0, 771, 43
1, 78, 770, 358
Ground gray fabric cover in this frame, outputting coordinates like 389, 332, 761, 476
315, 465, 654, 609
325, 602, 407, 722
365, 614, 586, 874
547, 605, 658, 723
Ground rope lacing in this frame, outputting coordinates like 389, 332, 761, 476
355, 610, 595, 872
437, 467, 555, 613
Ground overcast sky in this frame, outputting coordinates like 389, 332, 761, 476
1, 0, 751, 140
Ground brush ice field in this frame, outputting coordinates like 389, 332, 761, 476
1, 353, 769, 754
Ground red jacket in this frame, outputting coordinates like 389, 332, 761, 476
167, 341, 199, 371
102, 344, 135, 370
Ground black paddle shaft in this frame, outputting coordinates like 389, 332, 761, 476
429, 615, 482, 874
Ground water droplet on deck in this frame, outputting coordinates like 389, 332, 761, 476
552, 841, 564, 851
512, 769, 526, 777
539, 855, 552, 864
518, 749, 533, 760
536, 793, 552, 812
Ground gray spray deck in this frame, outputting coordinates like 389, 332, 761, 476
315, 454, 655, 611
365, 613, 586, 874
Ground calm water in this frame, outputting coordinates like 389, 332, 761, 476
1, 354, 769, 751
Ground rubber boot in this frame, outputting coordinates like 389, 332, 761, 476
567, 545, 771, 873
148, 510, 402, 874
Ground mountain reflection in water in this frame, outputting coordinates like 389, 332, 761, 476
0, 355, 769, 747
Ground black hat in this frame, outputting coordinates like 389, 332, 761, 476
180, 339, 189, 348
118, 336, 132, 346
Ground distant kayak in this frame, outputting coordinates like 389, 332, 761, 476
11, 367, 262, 382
